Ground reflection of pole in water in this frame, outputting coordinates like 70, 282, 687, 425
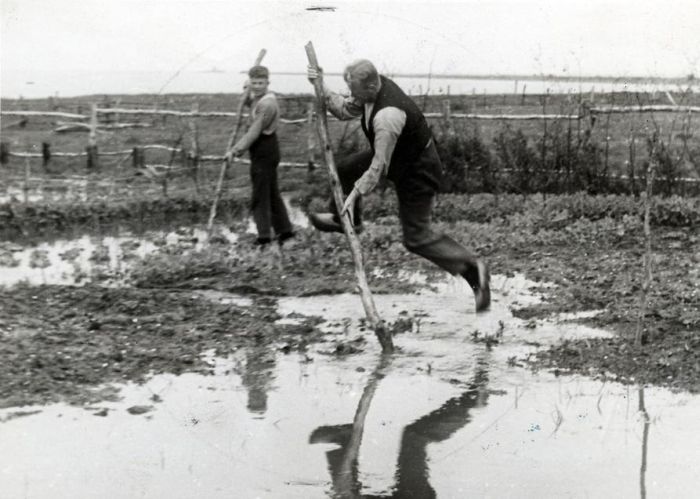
638, 387, 650, 499
310, 355, 391, 498
336, 356, 389, 496
310, 357, 490, 498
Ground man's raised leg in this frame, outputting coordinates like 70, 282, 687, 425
309, 150, 372, 233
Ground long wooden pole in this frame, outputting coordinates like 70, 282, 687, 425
635, 134, 657, 346
304, 41, 393, 353
207, 48, 267, 235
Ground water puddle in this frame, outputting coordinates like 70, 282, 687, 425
0, 228, 237, 287
0, 197, 308, 288
0, 179, 92, 204
2, 275, 698, 497
0, 186, 46, 204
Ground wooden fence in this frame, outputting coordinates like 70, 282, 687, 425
1, 98, 699, 203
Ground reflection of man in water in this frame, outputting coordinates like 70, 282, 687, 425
240, 345, 276, 415
310, 365, 490, 498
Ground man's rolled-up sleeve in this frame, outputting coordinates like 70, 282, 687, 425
354, 107, 406, 195
326, 92, 363, 120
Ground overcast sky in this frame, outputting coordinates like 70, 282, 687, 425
2, 0, 699, 78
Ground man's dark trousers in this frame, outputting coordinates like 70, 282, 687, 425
249, 133, 292, 239
328, 142, 479, 276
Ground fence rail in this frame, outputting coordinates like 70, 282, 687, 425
589, 105, 700, 115
4, 101, 697, 166
2, 95, 698, 202
4, 103, 700, 122
5, 149, 310, 167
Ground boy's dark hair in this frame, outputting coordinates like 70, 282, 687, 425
248, 65, 269, 79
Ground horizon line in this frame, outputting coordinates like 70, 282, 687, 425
252, 71, 695, 84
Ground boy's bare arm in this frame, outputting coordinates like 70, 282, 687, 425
232, 114, 265, 154
231, 99, 275, 155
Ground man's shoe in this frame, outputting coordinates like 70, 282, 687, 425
474, 260, 491, 313
253, 236, 272, 247
462, 260, 491, 313
277, 230, 295, 246
308, 212, 362, 234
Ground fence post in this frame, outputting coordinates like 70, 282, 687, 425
599, 102, 614, 189
23, 155, 31, 203
152, 101, 159, 126
540, 92, 548, 193
628, 130, 637, 196
635, 134, 657, 346
162, 171, 169, 198
442, 99, 452, 131
0, 142, 9, 165
164, 99, 173, 126
307, 101, 316, 171
42, 142, 51, 170
101, 96, 111, 124
131, 147, 139, 169
189, 101, 200, 193
86, 103, 99, 170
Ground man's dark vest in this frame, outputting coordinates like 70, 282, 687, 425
360, 75, 432, 176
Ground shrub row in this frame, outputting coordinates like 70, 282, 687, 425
434, 123, 700, 197
363, 192, 700, 227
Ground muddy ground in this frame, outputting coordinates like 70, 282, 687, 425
0, 192, 698, 408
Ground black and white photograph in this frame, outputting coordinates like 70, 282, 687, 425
1, 0, 699, 497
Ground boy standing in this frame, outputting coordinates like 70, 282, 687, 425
230, 65, 294, 246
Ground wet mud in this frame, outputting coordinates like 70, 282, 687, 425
0, 194, 698, 409
1, 277, 699, 497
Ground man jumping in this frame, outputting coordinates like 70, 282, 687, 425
307, 59, 491, 312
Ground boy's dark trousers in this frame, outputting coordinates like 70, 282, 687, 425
249, 133, 292, 240
328, 142, 479, 276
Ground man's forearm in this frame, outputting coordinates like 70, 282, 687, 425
354, 157, 387, 195
353, 129, 398, 195
324, 88, 362, 121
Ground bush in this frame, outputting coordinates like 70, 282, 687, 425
434, 125, 495, 194
494, 127, 538, 193
435, 131, 468, 193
